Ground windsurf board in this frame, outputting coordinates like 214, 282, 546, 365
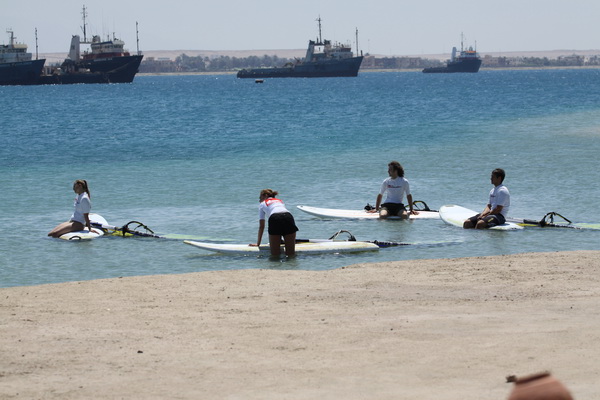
59, 213, 108, 240
184, 240, 380, 255
439, 205, 523, 230
297, 205, 440, 220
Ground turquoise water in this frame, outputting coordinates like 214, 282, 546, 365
1, 69, 599, 288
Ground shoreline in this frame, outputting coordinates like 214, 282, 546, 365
137, 65, 600, 77
2, 250, 599, 399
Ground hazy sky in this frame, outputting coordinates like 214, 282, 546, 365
4, 0, 600, 55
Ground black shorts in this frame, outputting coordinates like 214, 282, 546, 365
380, 202, 405, 216
467, 213, 506, 227
268, 212, 299, 236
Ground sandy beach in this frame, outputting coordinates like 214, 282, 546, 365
2, 250, 599, 399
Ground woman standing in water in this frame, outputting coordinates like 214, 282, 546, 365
48, 180, 95, 238
250, 189, 299, 257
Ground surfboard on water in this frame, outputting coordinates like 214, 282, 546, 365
184, 240, 380, 255
59, 213, 108, 240
296, 205, 440, 220
439, 205, 523, 231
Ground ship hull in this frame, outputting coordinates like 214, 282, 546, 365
0, 59, 46, 85
38, 55, 143, 85
81, 55, 144, 82
237, 56, 363, 78
423, 58, 482, 73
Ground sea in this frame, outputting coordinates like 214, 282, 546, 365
1, 69, 599, 288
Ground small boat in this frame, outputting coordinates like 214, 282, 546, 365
423, 35, 481, 73
237, 18, 363, 79
0, 30, 45, 86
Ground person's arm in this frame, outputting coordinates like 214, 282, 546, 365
83, 213, 100, 233
83, 213, 91, 230
479, 204, 492, 218
375, 193, 383, 211
367, 194, 383, 213
407, 194, 419, 214
489, 205, 504, 215
250, 219, 266, 246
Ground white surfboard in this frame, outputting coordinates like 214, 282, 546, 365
297, 205, 440, 220
59, 213, 108, 240
184, 240, 379, 255
439, 205, 523, 230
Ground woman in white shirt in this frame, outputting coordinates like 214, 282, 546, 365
48, 180, 95, 238
250, 189, 298, 256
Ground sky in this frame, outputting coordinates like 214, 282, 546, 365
4, 0, 600, 56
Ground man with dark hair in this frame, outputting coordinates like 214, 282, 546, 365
369, 161, 419, 219
463, 168, 510, 229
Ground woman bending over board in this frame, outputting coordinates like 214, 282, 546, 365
249, 189, 299, 256
48, 180, 95, 238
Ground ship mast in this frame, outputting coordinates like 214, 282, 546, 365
136, 21, 141, 56
35, 28, 39, 60
355, 27, 359, 56
81, 5, 89, 43
316, 16, 323, 44
7, 29, 14, 47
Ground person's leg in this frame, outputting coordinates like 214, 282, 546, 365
476, 214, 504, 229
379, 208, 389, 219
475, 219, 489, 229
269, 234, 282, 256
48, 221, 83, 237
463, 214, 480, 229
283, 232, 296, 257
379, 203, 394, 219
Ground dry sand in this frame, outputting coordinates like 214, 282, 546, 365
2, 251, 599, 399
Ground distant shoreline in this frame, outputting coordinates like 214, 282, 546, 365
39, 48, 600, 64
138, 65, 600, 77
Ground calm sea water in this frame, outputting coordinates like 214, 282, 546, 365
1, 69, 599, 288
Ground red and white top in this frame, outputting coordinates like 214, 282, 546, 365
258, 198, 289, 220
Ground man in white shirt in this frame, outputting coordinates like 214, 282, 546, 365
463, 168, 510, 229
369, 161, 419, 219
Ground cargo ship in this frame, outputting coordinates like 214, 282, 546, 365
422, 37, 481, 73
0, 30, 45, 85
39, 6, 143, 84
237, 18, 363, 79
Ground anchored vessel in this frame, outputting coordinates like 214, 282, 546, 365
237, 18, 363, 79
0, 30, 45, 85
423, 36, 481, 73
39, 6, 143, 84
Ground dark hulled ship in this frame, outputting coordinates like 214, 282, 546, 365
423, 38, 481, 74
0, 30, 45, 86
39, 6, 143, 84
237, 18, 363, 79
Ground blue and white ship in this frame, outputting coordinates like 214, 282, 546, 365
0, 30, 45, 85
